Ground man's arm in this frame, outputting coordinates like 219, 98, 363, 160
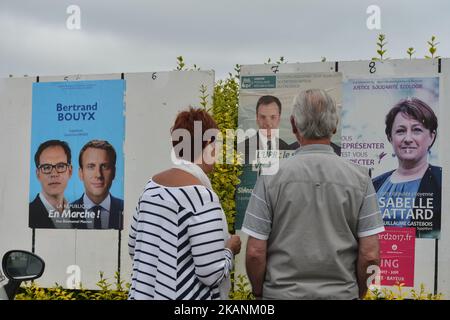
246, 236, 267, 298
357, 234, 380, 299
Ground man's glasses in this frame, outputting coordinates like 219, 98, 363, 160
38, 163, 70, 174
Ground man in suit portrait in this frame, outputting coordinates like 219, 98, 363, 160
71, 140, 123, 230
238, 95, 290, 164
29, 140, 73, 229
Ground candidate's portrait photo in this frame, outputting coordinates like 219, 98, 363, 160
238, 95, 291, 164
29, 140, 73, 229
372, 98, 441, 238
71, 140, 124, 230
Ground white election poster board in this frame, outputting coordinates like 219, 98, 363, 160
236, 59, 450, 298
0, 70, 214, 289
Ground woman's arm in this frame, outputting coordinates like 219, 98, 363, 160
188, 201, 233, 287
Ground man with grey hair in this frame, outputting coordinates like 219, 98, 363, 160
242, 89, 384, 299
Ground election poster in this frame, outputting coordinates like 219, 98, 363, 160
235, 72, 342, 229
378, 227, 416, 287
342, 77, 441, 239
29, 80, 125, 230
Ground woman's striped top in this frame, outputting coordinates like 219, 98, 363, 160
128, 180, 233, 300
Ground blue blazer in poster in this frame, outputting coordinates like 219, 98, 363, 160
29, 80, 125, 230
342, 77, 441, 239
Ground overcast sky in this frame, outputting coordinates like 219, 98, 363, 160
1, 0, 449, 79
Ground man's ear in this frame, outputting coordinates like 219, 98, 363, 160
78, 167, 83, 181
290, 116, 298, 134
332, 119, 339, 135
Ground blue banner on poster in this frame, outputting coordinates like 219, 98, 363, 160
29, 80, 125, 230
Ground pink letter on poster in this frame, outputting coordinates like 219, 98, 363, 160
379, 227, 415, 287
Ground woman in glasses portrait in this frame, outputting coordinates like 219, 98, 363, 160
29, 139, 73, 229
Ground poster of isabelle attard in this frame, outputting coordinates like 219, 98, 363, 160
342, 77, 441, 239
29, 80, 125, 230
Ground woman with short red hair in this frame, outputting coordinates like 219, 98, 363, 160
128, 107, 241, 300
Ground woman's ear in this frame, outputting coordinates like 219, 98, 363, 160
429, 130, 437, 149
431, 130, 436, 139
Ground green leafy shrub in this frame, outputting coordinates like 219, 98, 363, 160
425, 35, 440, 59
229, 273, 254, 300
364, 283, 443, 300
372, 34, 389, 61
15, 271, 254, 300
209, 75, 242, 233
15, 272, 129, 300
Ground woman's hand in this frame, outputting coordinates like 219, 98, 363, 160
226, 235, 241, 255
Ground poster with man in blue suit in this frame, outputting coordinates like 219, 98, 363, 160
29, 80, 125, 230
